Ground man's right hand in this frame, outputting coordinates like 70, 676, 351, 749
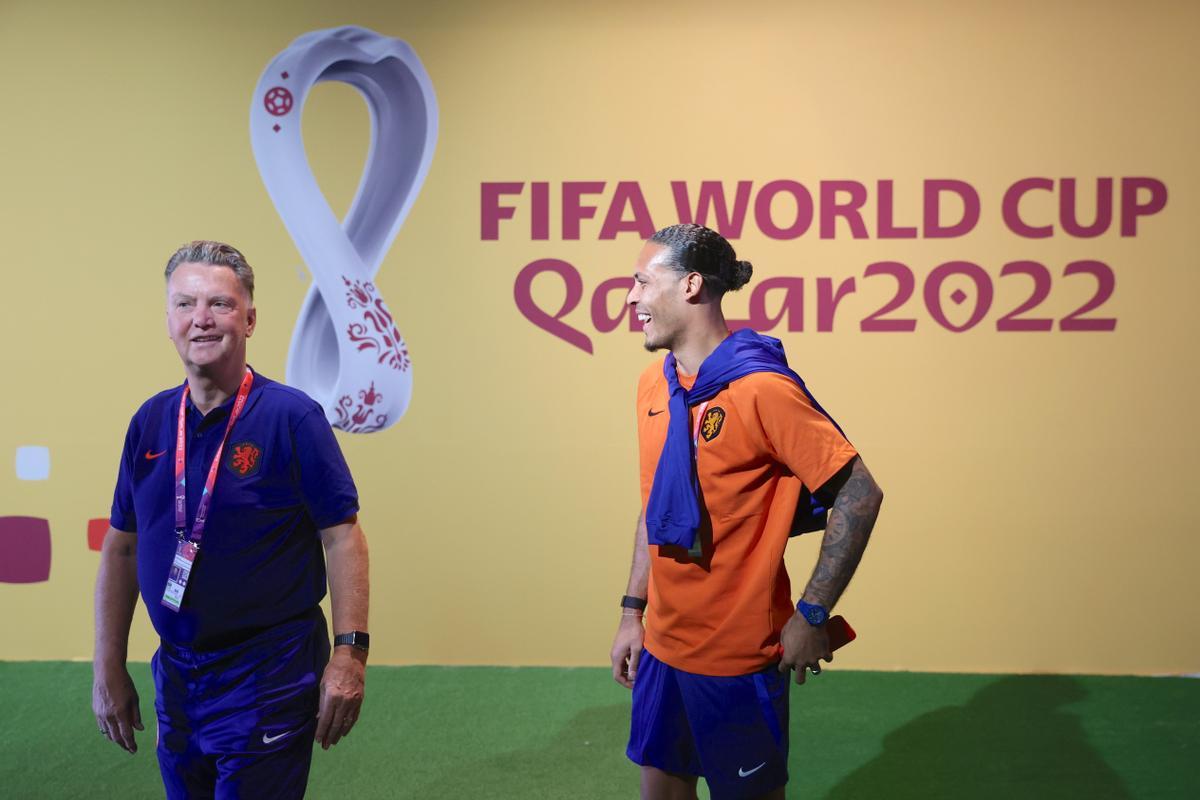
610, 615, 645, 689
92, 663, 143, 754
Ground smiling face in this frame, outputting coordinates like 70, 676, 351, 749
166, 262, 256, 376
627, 242, 692, 352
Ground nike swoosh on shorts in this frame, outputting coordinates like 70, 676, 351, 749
738, 762, 767, 777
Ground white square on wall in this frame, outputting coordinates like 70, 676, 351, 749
15, 446, 51, 481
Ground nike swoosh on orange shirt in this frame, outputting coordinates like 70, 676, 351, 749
144, 450, 167, 460
647, 409, 665, 417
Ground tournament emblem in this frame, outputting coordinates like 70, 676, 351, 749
700, 407, 726, 442
227, 442, 262, 478
250, 26, 438, 433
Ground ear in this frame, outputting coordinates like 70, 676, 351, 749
246, 306, 257, 338
682, 271, 706, 302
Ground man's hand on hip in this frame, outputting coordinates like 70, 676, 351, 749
315, 646, 366, 749
610, 615, 645, 689
93, 662, 143, 754
778, 612, 833, 685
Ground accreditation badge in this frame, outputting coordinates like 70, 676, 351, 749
161, 539, 199, 612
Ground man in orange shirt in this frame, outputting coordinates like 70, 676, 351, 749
610, 224, 884, 800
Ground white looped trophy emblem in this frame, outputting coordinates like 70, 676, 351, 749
250, 26, 438, 433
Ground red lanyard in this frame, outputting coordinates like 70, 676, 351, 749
174, 368, 254, 548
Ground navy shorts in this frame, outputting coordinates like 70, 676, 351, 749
627, 648, 790, 800
152, 610, 330, 800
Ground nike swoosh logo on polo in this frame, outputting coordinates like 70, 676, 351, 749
144, 450, 167, 460
647, 409, 665, 417
739, 762, 767, 777
262, 730, 295, 744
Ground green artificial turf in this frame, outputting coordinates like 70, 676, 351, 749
1, 663, 1196, 798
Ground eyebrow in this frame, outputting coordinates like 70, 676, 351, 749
169, 293, 239, 304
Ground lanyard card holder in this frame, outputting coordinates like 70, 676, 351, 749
162, 536, 199, 612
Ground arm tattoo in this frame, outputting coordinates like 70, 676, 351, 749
803, 458, 883, 609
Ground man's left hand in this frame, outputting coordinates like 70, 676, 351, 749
315, 647, 365, 749
778, 612, 832, 685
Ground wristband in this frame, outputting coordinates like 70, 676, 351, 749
620, 595, 647, 611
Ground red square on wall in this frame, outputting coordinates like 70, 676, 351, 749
88, 518, 109, 552
0, 516, 52, 583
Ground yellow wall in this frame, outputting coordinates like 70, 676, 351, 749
1, 0, 1197, 675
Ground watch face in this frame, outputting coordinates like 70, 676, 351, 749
800, 602, 828, 626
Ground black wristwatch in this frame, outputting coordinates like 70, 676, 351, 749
620, 595, 648, 611
334, 631, 370, 652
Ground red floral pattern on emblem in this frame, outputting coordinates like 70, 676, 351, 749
333, 382, 389, 433
343, 276, 411, 372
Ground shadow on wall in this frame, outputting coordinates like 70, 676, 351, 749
828, 675, 1131, 799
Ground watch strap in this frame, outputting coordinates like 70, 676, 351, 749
334, 630, 370, 651
620, 595, 647, 611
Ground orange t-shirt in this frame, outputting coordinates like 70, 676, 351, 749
637, 357, 858, 676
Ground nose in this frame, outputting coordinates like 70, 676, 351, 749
626, 283, 640, 307
191, 304, 215, 328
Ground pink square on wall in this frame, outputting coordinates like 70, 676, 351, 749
0, 516, 52, 583
88, 518, 109, 552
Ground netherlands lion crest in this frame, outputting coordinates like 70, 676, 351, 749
700, 407, 726, 442
227, 441, 262, 478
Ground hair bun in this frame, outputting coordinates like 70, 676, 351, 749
730, 259, 753, 291
649, 223, 752, 296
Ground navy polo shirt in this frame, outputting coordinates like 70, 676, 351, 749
110, 369, 358, 649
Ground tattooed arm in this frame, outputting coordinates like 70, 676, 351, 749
779, 456, 883, 683
803, 456, 883, 608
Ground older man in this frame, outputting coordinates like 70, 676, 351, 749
92, 241, 371, 798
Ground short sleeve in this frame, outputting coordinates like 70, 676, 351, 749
635, 359, 667, 509
750, 373, 858, 492
292, 408, 360, 529
109, 414, 140, 534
